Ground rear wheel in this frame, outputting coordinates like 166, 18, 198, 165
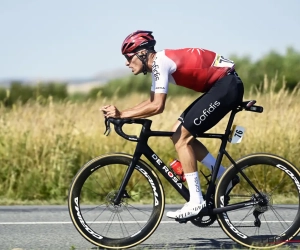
68, 153, 165, 249
215, 153, 300, 248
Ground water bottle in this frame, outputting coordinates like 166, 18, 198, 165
169, 159, 186, 182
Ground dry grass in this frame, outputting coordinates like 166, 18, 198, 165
0, 78, 299, 203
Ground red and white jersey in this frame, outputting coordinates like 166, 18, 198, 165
151, 48, 235, 94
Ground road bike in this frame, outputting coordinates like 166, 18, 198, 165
68, 100, 300, 249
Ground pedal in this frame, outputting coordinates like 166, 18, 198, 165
175, 218, 189, 224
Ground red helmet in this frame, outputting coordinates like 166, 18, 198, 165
121, 30, 156, 57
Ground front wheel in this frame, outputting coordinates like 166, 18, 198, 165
215, 153, 300, 249
68, 153, 165, 249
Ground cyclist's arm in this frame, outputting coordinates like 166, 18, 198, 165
120, 91, 154, 112
120, 91, 167, 119
120, 52, 171, 119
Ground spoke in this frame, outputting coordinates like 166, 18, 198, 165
127, 204, 153, 216
269, 205, 290, 229
82, 185, 104, 197
124, 206, 143, 230
102, 165, 120, 190
103, 211, 117, 236
89, 207, 107, 226
81, 204, 107, 215
234, 206, 254, 228
82, 170, 111, 197
116, 212, 129, 238
262, 213, 273, 236
269, 169, 290, 196
268, 173, 287, 196
129, 191, 154, 203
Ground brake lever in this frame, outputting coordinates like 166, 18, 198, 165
104, 118, 111, 136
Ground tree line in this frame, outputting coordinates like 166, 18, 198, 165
0, 47, 299, 106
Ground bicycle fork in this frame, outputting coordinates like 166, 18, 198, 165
113, 153, 142, 205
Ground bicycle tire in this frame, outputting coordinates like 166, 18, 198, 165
215, 153, 300, 249
68, 153, 165, 249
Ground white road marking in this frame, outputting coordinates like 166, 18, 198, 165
0, 220, 293, 225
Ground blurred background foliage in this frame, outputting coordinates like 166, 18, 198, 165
1, 47, 299, 107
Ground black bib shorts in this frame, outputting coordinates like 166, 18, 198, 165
178, 73, 244, 137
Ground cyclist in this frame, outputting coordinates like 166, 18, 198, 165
101, 30, 244, 220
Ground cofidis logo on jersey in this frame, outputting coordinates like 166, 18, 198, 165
152, 59, 160, 81
194, 101, 220, 125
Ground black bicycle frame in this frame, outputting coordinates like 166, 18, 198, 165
107, 106, 263, 215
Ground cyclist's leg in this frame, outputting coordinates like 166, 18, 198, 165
171, 95, 209, 161
167, 75, 243, 219
172, 121, 222, 178
181, 75, 243, 194
167, 125, 206, 219
182, 75, 243, 185
174, 75, 243, 168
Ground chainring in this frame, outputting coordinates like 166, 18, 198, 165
190, 214, 217, 227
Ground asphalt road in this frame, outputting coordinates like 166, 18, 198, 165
0, 205, 299, 250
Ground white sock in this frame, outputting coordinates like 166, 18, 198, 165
201, 153, 226, 179
185, 171, 204, 204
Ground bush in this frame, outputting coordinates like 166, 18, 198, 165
231, 46, 300, 91
0, 81, 68, 107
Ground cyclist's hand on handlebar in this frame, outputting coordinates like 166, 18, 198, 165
100, 105, 121, 118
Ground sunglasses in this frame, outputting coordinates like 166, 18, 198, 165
124, 52, 137, 61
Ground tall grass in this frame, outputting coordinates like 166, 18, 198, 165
0, 77, 299, 204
